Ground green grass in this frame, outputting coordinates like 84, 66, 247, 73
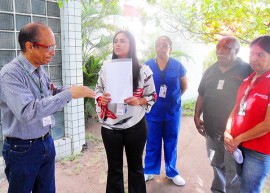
86, 132, 102, 144
262, 188, 270, 193
61, 153, 82, 164
87, 132, 94, 141
182, 99, 196, 116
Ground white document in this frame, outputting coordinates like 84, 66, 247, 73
105, 59, 133, 103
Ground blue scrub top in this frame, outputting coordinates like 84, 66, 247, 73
145, 58, 187, 121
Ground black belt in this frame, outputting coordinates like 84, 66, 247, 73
6, 131, 51, 141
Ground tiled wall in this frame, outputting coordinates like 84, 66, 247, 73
0, 0, 86, 178
61, 0, 86, 155
0, 157, 4, 180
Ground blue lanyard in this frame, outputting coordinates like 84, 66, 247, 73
156, 58, 170, 85
17, 59, 43, 94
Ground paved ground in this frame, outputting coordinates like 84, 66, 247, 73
0, 116, 269, 193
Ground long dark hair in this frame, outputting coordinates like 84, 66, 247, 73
112, 30, 141, 91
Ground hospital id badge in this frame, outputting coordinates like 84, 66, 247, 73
217, 80, 225, 90
43, 116, 52, 126
116, 103, 127, 115
238, 102, 247, 116
159, 85, 167, 98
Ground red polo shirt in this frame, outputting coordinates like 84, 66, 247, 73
231, 70, 270, 154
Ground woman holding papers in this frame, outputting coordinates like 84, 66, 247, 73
224, 36, 270, 193
95, 30, 156, 193
144, 36, 188, 186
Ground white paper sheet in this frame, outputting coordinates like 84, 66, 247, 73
105, 59, 133, 103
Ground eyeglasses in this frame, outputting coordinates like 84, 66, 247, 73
32, 42, 56, 52
155, 44, 171, 49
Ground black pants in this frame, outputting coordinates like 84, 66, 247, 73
101, 117, 147, 193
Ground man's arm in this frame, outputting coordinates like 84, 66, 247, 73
1, 72, 95, 124
69, 85, 96, 99
194, 95, 205, 136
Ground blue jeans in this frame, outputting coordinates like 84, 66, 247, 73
2, 135, 56, 193
237, 147, 270, 193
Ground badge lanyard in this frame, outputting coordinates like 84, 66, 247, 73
156, 58, 170, 85
17, 59, 53, 127
17, 59, 43, 96
156, 58, 170, 98
238, 74, 261, 116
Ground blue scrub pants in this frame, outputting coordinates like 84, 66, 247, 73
144, 116, 181, 178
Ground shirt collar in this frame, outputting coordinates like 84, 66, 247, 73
17, 53, 36, 74
17, 53, 45, 76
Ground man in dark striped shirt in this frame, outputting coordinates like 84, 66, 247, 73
0, 22, 95, 193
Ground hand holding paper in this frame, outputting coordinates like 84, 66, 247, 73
124, 96, 140, 106
99, 93, 111, 106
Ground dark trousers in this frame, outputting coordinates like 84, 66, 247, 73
2, 135, 56, 193
206, 137, 240, 193
101, 117, 147, 193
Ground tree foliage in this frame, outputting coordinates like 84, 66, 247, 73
81, 0, 120, 121
145, 0, 270, 44
81, 0, 120, 62
81, 0, 120, 90
57, 0, 68, 8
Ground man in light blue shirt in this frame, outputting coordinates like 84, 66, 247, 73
0, 22, 96, 193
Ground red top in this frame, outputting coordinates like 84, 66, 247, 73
231, 70, 270, 154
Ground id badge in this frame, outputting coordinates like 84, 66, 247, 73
238, 102, 247, 116
116, 103, 127, 115
217, 80, 225, 90
43, 116, 52, 126
159, 85, 167, 98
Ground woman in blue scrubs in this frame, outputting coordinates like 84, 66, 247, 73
144, 36, 188, 186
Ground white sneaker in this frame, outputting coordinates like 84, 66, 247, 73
144, 174, 154, 182
167, 175, 185, 186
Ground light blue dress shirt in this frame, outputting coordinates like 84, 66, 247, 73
0, 53, 72, 139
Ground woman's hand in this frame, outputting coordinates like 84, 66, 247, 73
224, 130, 236, 154
124, 96, 140, 106
100, 93, 111, 106
233, 136, 241, 148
